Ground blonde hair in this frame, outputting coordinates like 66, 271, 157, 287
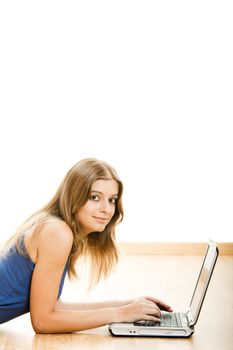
1, 158, 124, 286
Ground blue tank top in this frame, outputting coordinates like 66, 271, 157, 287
0, 241, 68, 324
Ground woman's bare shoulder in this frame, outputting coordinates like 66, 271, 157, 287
34, 218, 74, 262
39, 218, 73, 245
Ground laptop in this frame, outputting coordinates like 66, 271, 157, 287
109, 240, 219, 337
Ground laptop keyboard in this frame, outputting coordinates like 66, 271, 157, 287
134, 312, 183, 328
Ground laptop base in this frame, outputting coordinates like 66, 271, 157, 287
109, 322, 194, 337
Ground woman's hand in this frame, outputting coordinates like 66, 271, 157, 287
117, 296, 173, 323
143, 296, 173, 312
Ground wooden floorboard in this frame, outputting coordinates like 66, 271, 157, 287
119, 242, 233, 255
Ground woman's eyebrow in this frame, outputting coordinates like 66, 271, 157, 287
91, 190, 118, 196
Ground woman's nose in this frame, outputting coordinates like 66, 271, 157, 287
99, 199, 111, 214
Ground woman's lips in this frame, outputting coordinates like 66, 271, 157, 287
93, 216, 109, 223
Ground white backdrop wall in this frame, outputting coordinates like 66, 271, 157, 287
0, 1, 232, 243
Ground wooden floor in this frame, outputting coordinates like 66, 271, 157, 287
0, 253, 232, 350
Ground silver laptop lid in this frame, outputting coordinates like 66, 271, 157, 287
188, 240, 218, 326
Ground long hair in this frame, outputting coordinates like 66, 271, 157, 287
0, 158, 124, 286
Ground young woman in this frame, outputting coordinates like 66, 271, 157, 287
0, 158, 172, 333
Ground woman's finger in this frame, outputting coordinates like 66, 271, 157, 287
145, 297, 173, 312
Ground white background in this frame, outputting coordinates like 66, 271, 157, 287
0, 1, 232, 242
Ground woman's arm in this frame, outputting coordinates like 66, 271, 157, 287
29, 221, 171, 334
56, 297, 172, 312
29, 222, 118, 333
55, 298, 134, 311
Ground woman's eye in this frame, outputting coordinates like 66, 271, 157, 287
109, 197, 118, 204
89, 195, 99, 201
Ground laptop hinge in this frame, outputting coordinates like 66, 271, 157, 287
187, 310, 194, 326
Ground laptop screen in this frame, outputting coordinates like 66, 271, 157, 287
189, 241, 218, 325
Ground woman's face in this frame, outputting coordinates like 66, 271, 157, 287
77, 179, 119, 235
